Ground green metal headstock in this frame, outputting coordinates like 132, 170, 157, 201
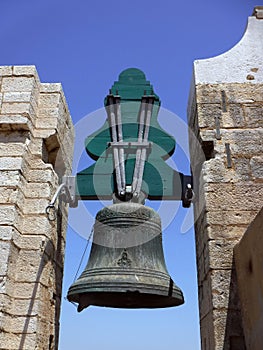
75, 68, 192, 206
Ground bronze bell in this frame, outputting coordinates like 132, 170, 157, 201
67, 203, 184, 311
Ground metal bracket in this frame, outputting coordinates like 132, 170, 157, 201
46, 176, 78, 221
181, 175, 194, 208
61, 176, 78, 208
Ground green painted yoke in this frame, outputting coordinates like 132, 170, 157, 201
76, 68, 190, 203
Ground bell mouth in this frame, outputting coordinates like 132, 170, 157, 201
68, 290, 184, 312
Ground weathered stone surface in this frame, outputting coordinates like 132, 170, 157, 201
0, 115, 31, 130
188, 11, 263, 350
0, 65, 74, 349
0, 170, 20, 187
206, 210, 258, 226
24, 182, 51, 198
13, 65, 39, 79
204, 182, 263, 211
250, 156, 263, 179
38, 93, 60, 108
0, 241, 11, 275
1, 77, 36, 92
234, 208, 263, 350
0, 205, 17, 225
24, 168, 55, 183
40, 82, 62, 93
0, 157, 23, 170
0, 331, 37, 350
3, 91, 32, 102
0, 66, 13, 76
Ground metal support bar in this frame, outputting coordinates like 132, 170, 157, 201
225, 143, 232, 168
132, 96, 154, 197
107, 95, 125, 196
215, 116, 221, 140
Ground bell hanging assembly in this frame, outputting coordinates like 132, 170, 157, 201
60, 68, 194, 312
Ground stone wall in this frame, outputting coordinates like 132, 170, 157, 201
234, 208, 263, 350
0, 66, 74, 349
188, 8, 263, 350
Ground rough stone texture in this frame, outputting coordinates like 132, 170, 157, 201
234, 208, 263, 350
0, 65, 74, 350
188, 9, 263, 350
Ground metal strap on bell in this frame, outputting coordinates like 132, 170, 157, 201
67, 202, 184, 311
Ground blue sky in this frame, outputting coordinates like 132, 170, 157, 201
0, 1, 259, 349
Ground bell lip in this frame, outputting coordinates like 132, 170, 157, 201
68, 291, 184, 312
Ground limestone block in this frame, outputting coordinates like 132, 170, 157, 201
0, 157, 23, 170
201, 157, 252, 184
15, 250, 53, 286
1, 102, 34, 115
225, 84, 263, 104
24, 182, 51, 198
196, 84, 263, 105
208, 240, 238, 270
32, 128, 59, 139
19, 213, 56, 237
23, 151, 53, 170
0, 205, 17, 225
213, 309, 245, 350
3, 91, 32, 102
1, 314, 38, 333
0, 188, 22, 204
206, 210, 258, 226
0, 226, 14, 241
210, 270, 233, 310
35, 115, 59, 130
38, 93, 60, 108
244, 104, 263, 127
204, 182, 263, 211
0, 143, 26, 157
0, 170, 20, 187
196, 103, 220, 129
23, 168, 56, 184
0, 66, 13, 76
0, 241, 11, 275
201, 158, 234, 183
1, 77, 35, 92
233, 158, 252, 182
196, 84, 223, 104
206, 224, 247, 240
20, 198, 49, 215
40, 82, 62, 93
221, 104, 246, 128
27, 138, 44, 157
38, 106, 59, 118
5, 281, 42, 300
250, 156, 263, 179
0, 115, 31, 131
13, 65, 39, 80
0, 294, 40, 316
0, 331, 37, 350
222, 129, 263, 157
13, 234, 47, 251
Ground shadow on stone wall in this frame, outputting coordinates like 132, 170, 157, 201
19, 207, 63, 350
223, 258, 246, 350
